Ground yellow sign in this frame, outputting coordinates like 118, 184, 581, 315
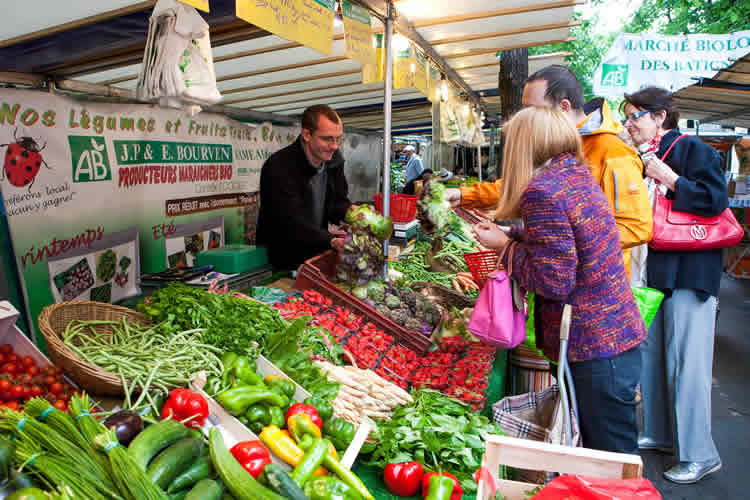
413, 49, 428, 97
342, 1, 375, 66
394, 43, 416, 90
236, 0, 335, 56
427, 63, 441, 102
361, 34, 384, 84
178, 0, 209, 12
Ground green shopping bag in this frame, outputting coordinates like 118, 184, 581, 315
632, 286, 664, 329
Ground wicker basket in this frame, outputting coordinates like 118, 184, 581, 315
412, 281, 476, 308
38, 301, 150, 396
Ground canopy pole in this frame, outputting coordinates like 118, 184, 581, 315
382, 1, 394, 278
477, 145, 482, 182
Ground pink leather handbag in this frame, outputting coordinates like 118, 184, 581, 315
468, 268, 526, 349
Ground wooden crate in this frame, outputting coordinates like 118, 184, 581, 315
477, 435, 643, 500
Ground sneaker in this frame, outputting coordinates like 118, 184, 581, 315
664, 459, 722, 484
637, 437, 674, 454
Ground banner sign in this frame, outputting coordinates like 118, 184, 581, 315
236, 0, 335, 56
342, 1, 375, 66
413, 49, 428, 97
394, 43, 417, 90
593, 31, 750, 96
178, 0, 210, 12
427, 63, 441, 103
361, 33, 384, 84
0, 88, 299, 347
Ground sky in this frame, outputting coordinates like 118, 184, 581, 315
580, 0, 645, 36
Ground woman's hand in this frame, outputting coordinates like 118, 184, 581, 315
644, 157, 679, 191
472, 221, 510, 250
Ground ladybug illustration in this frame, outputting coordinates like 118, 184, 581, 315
2, 128, 51, 190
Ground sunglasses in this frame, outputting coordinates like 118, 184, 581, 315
621, 109, 650, 125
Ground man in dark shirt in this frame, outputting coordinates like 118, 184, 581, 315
257, 105, 352, 270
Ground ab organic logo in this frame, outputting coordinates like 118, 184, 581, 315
68, 135, 112, 183
600, 64, 629, 87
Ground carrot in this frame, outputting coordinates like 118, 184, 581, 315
452, 279, 463, 293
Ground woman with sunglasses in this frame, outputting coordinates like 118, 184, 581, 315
621, 86, 728, 484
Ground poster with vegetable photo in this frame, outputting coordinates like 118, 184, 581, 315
47, 228, 140, 304
164, 216, 224, 268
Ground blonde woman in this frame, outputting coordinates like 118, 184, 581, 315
473, 107, 646, 454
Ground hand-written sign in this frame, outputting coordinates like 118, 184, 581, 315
178, 0, 210, 12
236, 0, 335, 56
342, 1, 375, 65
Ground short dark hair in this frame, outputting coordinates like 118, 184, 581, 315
526, 65, 584, 111
621, 86, 679, 130
302, 105, 341, 133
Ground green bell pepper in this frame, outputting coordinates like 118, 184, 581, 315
323, 417, 355, 451
216, 386, 287, 416
308, 440, 373, 500
304, 397, 334, 422
303, 477, 362, 500
291, 438, 328, 486
222, 353, 263, 388
267, 406, 286, 429
425, 474, 455, 500
265, 376, 296, 399
245, 404, 271, 433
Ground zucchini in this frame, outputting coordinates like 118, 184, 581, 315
208, 428, 286, 500
147, 437, 204, 489
185, 479, 223, 500
167, 455, 213, 493
128, 419, 193, 471
168, 490, 190, 500
264, 463, 309, 500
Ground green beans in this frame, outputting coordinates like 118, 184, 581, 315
62, 319, 224, 409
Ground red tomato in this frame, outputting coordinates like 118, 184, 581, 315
19, 374, 31, 384
53, 400, 66, 411
45, 376, 56, 386
43, 366, 56, 376
21, 356, 35, 368
30, 385, 42, 397
0, 380, 10, 392
11, 385, 24, 400
0, 354, 6, 364
49, 382, 63, 395
6, 354, 18, 363
5, 401, 19, 411
2, 363, 18, 375
0, 345, 12, 354
52, 367, 62, 376
26, 366, 39, 376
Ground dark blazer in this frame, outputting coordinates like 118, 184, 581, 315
647, 129, 729, 297
257, 137, 351, 270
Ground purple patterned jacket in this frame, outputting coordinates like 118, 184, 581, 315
501, 153, 646, 362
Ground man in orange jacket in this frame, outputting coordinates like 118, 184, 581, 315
447, 65, 652, 278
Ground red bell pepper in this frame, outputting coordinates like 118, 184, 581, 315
422, 472, 462, 500
384, 461, 424, 497
285, 403, 323, 430
230, 440, 271, 479
161, 388, 209, 429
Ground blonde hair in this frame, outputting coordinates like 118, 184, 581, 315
494, 107, 584, 219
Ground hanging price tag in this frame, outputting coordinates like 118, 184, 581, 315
342, 1, 375, 66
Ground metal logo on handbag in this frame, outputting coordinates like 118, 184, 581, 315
648, 135, 744, 251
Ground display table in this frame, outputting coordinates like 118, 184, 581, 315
728, 196, 750, 279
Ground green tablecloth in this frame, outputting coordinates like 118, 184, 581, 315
354, 348, 508, 500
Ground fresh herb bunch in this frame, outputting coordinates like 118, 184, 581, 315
138, 282, 287, 354
366, 389, 503, 494
299, 325, 344, 364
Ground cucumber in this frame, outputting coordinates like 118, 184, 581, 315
146, 437, 204, 489
185, 479, 224, 500
168, 490, 190, 500
128, 419, 193, 471
208, 428, 285, 500
264, 463, 309, 500
167, 455, 213, 493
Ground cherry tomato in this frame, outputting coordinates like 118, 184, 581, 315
21, 356, 35, 367
0, 354, 6, 364
0, 345, 12, 354
19, 374, 31, 384
5, 401, 19, 411
52, 367, 62, 376
22, 386, 30, 399
30, 385, 42, 397
11, 385, 24, 400
6, 354, 18, 363
0, 380, 11, 392
53, 400, 66, 411
26, 366, 40, 377
49, 382, 63, 395
43, 366, 56, 376
45, 376, 56, 386
2, 363, 18, 375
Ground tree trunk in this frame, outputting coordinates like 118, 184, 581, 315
498, 48, 529, 177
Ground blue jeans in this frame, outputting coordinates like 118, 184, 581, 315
569, 346, 642, 454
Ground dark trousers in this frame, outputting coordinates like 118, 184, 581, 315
568, 346, 642, 454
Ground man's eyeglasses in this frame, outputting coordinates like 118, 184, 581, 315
621, 109, 649, 125
316, 135, 344, 145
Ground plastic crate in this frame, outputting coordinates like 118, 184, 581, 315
373, 193, 418, 223
294, 251, 431, 353
464, 250, 501, 287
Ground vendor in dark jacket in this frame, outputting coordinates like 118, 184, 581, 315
257, 105, 352, 270
622, 86, 728, 484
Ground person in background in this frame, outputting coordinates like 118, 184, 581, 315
445, 65, 653, 279
622, 87, 727, 484
402, 169, 433, 195
257, 105, 351, 271
473, 107, 646, 454
403, 145, 424, 184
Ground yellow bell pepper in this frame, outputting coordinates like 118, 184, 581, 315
259, 425, 305, 466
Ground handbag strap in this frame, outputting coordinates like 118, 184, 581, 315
660, 134, 689, 162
